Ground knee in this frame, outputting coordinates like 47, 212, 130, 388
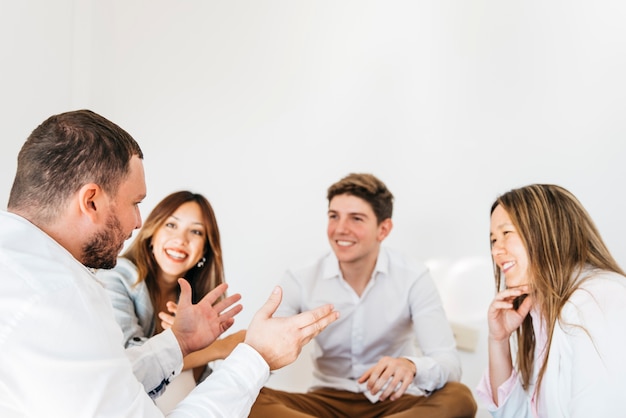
436, 382, 477, 417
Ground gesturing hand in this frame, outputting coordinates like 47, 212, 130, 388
358, 356, 416, 401
172, 279, 243, 357
487, 285, 533, 343
244, 286, 339, 370
158, 302, 177, 330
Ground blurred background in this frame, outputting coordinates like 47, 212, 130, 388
2, 1, 625, 415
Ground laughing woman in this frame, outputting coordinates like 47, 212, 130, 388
96, 191, 245, 409
476, 184, 626, 417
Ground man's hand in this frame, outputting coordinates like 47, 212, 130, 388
244, 286, 339, 370
172, 279, 243, 357
358, 356, 417, 401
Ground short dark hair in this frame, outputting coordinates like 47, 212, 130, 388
327, 173, 393, 223
8, 109, 143, 223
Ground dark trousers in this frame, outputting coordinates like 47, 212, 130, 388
249, 381, 477, 418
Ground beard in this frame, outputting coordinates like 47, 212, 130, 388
82, 212, 128, 269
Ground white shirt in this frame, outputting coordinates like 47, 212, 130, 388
0, 210, 269, 417
277, 247, 461, 397
476, 269, 626, 417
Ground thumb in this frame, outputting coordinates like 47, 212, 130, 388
257, 286, 282, 319
177, 278, 192, 309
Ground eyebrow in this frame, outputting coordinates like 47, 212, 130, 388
328, 209, 369, 217
490, 222, 514, 234
169, 215, 205, 226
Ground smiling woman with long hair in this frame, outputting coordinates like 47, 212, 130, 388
477, 184, 626, 417
97, 191, 245, 407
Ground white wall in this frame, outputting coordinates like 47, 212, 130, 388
3, 1, 626, 414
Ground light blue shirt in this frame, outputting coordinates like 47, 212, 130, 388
96, 258, 156, 348
277, 247, 461, 396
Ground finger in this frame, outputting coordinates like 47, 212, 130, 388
177, 278, 193, 309
195, 282, 230, 307
357, 367, 374, 384
211, 293, 242, 314
380, 377, 400, 401
489, 300, 515, 312
389, 377, 411, 401
255, 286, 283, 320
363, 359, 387, 392
496, 287, 526, 301
297, 309, 339, 344
216, 303, 244, 323
166, 301, 178, 314
293, 303, 336, 329
220, 318, 235, 333
159, 318, 172, 329
366, 365, 384, 390
517, 293, 534, 317
370, 365, 393, 394
157, 311, 174, 324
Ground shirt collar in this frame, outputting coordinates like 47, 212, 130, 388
320, 247, 389, 281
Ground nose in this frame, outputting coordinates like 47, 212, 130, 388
491, 240, 504, 257
335, 217, 349, 234
171, 226, 189, 243
135, 208, 143, 230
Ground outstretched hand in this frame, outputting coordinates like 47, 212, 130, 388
172, 279, 243, 357
244, 286, 339, 370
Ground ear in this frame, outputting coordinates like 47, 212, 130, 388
77, 183, 107, 224
377, 218, 393, 242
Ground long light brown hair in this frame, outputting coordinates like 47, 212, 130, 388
491, 184, 624, 394
123, 191, 225, 307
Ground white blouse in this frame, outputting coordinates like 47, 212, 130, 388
477, 268, 626, 417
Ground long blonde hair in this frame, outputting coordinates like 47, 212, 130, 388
491, 184, 624, 393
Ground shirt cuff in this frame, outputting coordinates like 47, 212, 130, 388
159, 328, 185, 375
476, 367, 517, 410
404, 355, 441, 393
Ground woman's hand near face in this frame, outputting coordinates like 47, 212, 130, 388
487, 285, 533, 405
487, 286, 533, 342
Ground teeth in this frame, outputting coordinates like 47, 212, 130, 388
502, 261, 514, 270
166, 249, 187, 260
337, 240, 353, 247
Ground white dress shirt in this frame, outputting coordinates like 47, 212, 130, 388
476, 268, 626, 417
0, 210, 269, 417
277, 247, 461, 397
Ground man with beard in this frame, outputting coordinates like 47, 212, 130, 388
0, 109, 338, 417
